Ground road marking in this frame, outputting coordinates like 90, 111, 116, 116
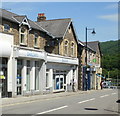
36, 105, 68, 114
78, 98, 95, 104
100, 94, 109, 98
111, 93, 117, 95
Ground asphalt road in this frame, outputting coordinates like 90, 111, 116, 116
2, 89, 119, 115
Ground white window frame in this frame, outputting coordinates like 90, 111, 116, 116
19, 27, 27, 45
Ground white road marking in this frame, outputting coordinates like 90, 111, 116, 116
100, 94, 109, 98
111, 93, 117, 95
78, 98, 95, 104
36, 105, 68, 114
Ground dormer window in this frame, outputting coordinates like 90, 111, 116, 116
71, 42, 74, 56
20, 27, 27, 45
4, 24, 10, 32
34, 33, 39, 47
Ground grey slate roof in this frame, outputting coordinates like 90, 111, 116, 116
87, 41, 99, 52
36, 18, 71, 38
1, 9, 77, 40
1, 9, 45, 32
13, 15, 26, 23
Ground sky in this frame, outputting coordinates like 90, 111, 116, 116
1, 2, 118, 42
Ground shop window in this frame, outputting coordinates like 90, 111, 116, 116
4, 24, 10, 32
64, 40, 68, 55
34, 33, 39, 47
20, 27, 27, 45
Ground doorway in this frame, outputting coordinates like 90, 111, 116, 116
0, 58, 8, 97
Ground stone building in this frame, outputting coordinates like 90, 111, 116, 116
78, 40, 102, 91
0, 9, 78, 97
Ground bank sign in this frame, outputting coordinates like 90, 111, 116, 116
18, 49, 45, 59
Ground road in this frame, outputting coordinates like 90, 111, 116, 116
2, 89, 119, 115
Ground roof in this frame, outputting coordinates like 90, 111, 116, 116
1, 9, 78, 40
87, 41, 99, 52
79, 40, 96, 52
1, 9, 45, 32
36, 18, 72, 38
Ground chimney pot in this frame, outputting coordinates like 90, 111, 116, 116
37, 13, 46, 22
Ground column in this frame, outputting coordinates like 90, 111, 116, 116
74, 66, 78, 91
7, 57, 17, 97
39, 61, 46, 93
49, 69, 53, 92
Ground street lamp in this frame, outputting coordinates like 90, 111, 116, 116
85, 27, 96, 91
85, 27, 96, 66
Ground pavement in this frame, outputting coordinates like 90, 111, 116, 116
1, 89, 99, 106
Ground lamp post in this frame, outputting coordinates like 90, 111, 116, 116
85, 27, 96, 91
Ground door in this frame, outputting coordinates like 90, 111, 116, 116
60, 75, 64, 89
55, 75, 59, 90
0, 67, 7, 97
17, 69, 22, 95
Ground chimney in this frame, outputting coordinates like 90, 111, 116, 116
37, 13, 46, 22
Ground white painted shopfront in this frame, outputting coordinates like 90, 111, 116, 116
0, 33, 14, 97
0, 33, 79, 97
14, 47, 46, 96
46, 54, 79, 93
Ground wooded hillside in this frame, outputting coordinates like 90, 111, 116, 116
100, 40, 120, 80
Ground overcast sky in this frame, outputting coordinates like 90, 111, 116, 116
2, 2, 118, 42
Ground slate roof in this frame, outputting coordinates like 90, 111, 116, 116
36, 18, 71, 38
87, 41, 99, 52
1, 9, 45, 32
1, 9, 78, 40
13, 15, 26, 23
79, 40, 96, 52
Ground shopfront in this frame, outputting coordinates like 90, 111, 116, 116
46, 53, 79, 93
0, 33, 13, 97
14, 48, 46, 96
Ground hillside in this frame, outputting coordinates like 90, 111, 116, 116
100, 40, 120, 80
100, 40, 120, 55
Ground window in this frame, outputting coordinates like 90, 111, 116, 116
64, 40, 68, 55
34, 33, 39, 47
46, 73, 49, 87
4, 24, 10, 32
71, 42, 74, 56
20, 27, 27, 45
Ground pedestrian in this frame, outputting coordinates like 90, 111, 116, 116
73, 78, 77, 92
100, 81, 103, 90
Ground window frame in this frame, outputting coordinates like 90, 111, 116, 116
71, 42, 74, 56
4, 24, 10, 32
34, 33, 39, 47
19, 26, 27, 45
